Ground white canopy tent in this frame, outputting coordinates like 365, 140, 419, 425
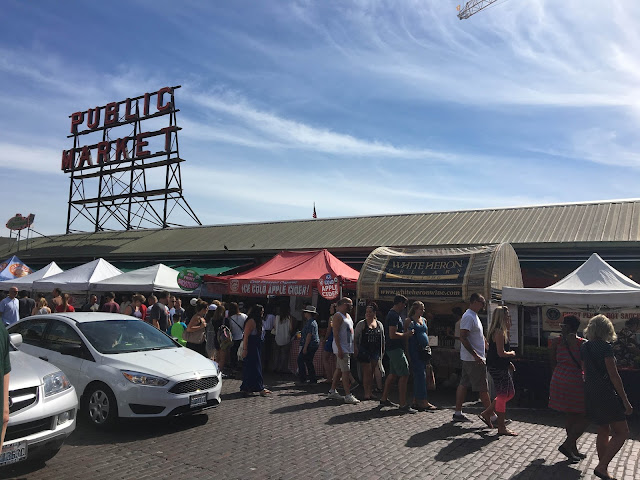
32, 258, 122, 292
91, 264, 188, 293
503, 253, 640, 308
0, 262, 63, 289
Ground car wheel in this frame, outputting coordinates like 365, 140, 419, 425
82, 383, 118, 428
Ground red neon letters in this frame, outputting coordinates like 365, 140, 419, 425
62, 87, 177, 171
69, 87, 173, 134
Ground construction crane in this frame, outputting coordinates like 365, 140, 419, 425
457, 0, 503, 20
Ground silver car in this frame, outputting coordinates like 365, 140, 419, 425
0, 334, 77, 468
8, 314, 221, 429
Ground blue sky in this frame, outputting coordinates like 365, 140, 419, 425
1, 0, 639, 235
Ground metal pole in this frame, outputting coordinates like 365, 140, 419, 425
537, 306, 541, 347
66, 136, 78, 233
127, 106, 139, 230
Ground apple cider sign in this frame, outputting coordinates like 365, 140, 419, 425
61, 86, 180, 171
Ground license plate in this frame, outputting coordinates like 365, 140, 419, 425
0, 440, 28, 466
189, 393, 207, 408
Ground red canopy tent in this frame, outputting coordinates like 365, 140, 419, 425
203, 249, 360, 298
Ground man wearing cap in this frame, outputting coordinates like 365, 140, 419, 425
297, 305, 320, 384
183, 297, 197, 322
0, 287, 20, 327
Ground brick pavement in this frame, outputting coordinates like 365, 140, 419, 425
3, 373, 640, 480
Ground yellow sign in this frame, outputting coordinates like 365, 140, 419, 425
542, 306, 640, 332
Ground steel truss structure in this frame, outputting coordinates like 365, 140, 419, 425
457, 0, 502, 19
65, 86, 201, 233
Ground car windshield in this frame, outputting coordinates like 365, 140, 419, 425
78, 320, 178, 354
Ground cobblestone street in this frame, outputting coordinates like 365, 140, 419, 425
4, 374, 640, 480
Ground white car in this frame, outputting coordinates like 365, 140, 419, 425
2, 333, 77, 468
8, 313, 222, 428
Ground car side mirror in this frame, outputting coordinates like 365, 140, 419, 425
9, 333, 23, 347
60, 344, 83, 356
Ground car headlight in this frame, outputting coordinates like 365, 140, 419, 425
43, 371, 72, 397
121, 370, 169, 386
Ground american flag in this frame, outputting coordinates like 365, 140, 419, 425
313, 203, 317, 219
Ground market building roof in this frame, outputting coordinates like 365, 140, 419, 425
3, 198, 640, 265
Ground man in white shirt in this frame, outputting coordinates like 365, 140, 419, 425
0, 287, 19, 327
262, 305, 276, 372
328, 297, 359, 404
227, 302, 247, 372
453, 293, 494, 423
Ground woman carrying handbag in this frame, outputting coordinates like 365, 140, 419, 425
406, 301, 437, 411
549, 315, 588, 461
184, 300, 207, 357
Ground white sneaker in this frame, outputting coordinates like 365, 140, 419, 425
344, 394, 360, 404
452, 412, 471, 422
328, 390, 343, 400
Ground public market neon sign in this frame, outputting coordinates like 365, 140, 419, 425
61, 86, 180, 171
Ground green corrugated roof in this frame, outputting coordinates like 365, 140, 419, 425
4, 199, 640, 263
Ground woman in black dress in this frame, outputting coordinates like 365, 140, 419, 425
581, 314, 633, 480
480, 306, 517, 435
240, 304, 271, 396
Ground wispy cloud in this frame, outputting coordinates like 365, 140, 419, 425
0, 142, 61, 173
2, 0, 640, 235
183, 90, 453, 159
250, 0, 640, 109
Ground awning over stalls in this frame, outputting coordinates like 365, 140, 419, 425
0, 261, 63, 288
91, 264, 188, 293
357, 243, 523, 302
33, 258, 122, 292
204, 249, 359, 297
170, 261, 253, 278
0, 255, 33, 281
503, 253, 640, 308
110, 260, 250, 275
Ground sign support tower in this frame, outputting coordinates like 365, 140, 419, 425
64, 85, 201, 233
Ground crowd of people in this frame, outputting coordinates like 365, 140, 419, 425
0, 286, 636, 478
